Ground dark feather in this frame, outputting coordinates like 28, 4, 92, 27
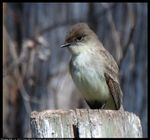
104, 73, 122, 110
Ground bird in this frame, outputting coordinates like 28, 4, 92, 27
61, 23, 123, 110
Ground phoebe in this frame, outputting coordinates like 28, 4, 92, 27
61, 23, 123, 110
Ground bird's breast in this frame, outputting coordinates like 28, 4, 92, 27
70, 54, 110, 102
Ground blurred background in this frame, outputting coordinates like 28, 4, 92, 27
3, 3, 147, 137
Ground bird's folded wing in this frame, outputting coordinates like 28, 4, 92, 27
104, 73, 122, 110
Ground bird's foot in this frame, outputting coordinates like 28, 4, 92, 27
101, 102, 106, 109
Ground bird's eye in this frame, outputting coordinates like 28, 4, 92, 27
76, 36, 83, 41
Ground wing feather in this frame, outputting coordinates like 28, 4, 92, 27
104, 73, 122, 110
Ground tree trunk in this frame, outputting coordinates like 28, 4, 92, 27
30, 109, 142, 138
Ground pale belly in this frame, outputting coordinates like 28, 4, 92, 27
71, 64, 110, 104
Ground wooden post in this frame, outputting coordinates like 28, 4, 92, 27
30, 109, 143, 138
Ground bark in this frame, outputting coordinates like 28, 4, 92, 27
30, 109, 143, 138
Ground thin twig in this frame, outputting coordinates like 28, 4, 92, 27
104, 4, 122, 64
118, 4, 137, 67
4, 26, 42, 114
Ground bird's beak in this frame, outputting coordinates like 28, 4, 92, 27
60, 43, 71, 48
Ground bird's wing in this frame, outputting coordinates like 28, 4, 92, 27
104, 72, 123, 110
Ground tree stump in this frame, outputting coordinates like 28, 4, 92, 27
30, 109, 143, 138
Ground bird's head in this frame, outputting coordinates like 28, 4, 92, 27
61, 23, 99, 55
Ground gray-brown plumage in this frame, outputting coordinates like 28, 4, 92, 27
61, 23, 123, 110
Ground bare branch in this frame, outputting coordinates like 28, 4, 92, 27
104, 4, 122, 64
118, 4, 137, 67
4, 27, 43, 113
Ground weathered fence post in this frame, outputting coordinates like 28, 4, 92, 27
30, 109, 143, 138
